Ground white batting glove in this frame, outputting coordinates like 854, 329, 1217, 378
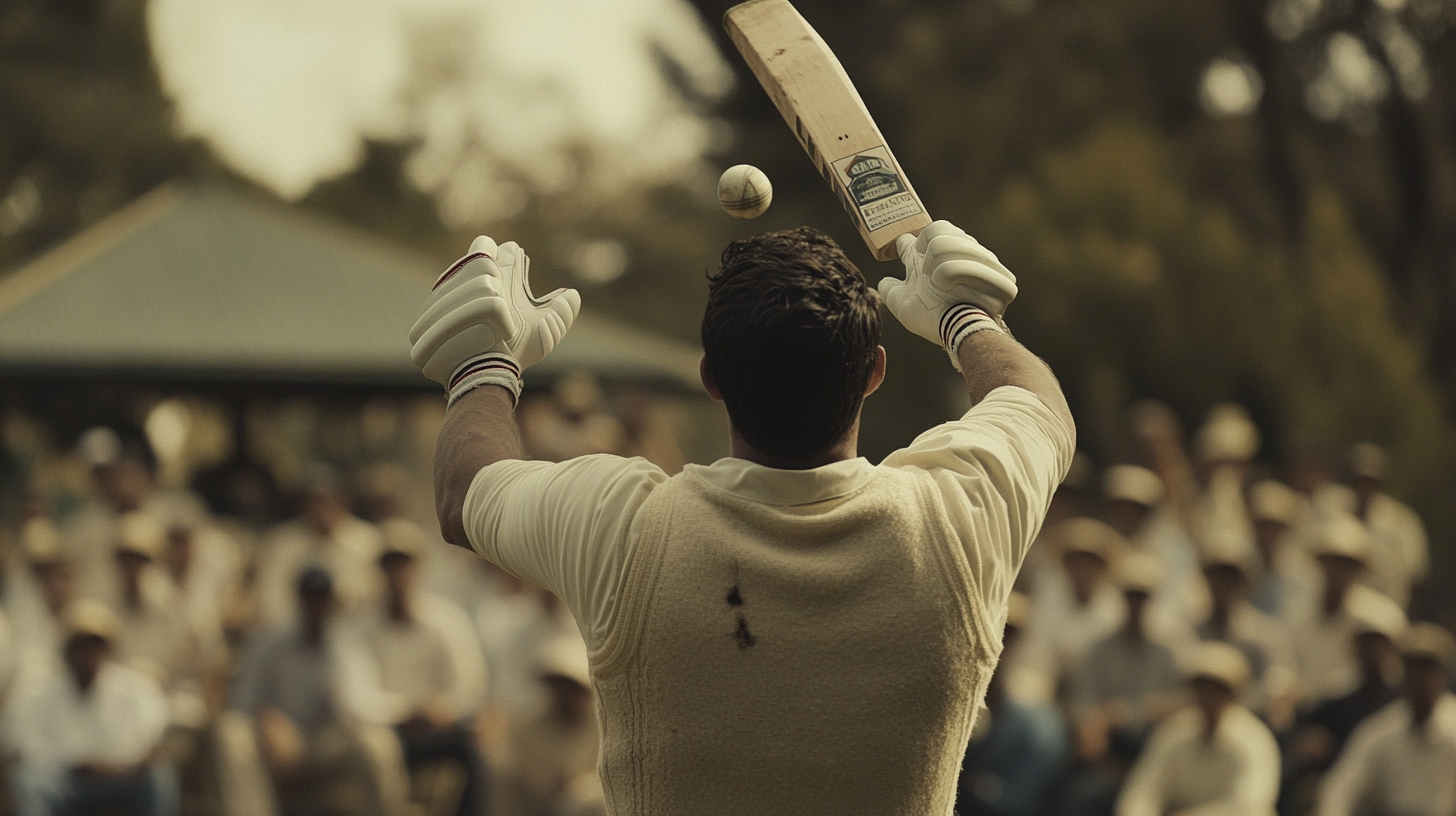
877, 221, 1017, 372
410, 236, 581, 407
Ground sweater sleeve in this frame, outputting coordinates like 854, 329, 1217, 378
879, 386, 1075, 621
463, 454, 668, 649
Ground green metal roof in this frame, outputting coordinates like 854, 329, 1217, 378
0, 183, 702, 391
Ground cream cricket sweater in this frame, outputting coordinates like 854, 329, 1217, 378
465, 386, 1075, 816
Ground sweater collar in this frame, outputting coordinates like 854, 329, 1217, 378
684, 457, 878, 507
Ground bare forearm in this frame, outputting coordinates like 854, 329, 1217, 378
434, 386, 524, 548
956, 330, 1075, 438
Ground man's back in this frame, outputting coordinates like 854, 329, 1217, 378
466, 387, 1072, 815
596, 465, 993, 815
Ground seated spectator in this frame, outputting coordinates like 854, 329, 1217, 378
1194, 532, 1296, 725
229, 568, 406, 816
1345, 443, 1427, 610
1072, 552, 1185, 765
1246, 480, 1319, 621
253, 466, 383, 630
1116, 642, 1279, 816
1316, 623, 1456, 816
352, 520, 489, 816
1283, 614, 1403, 815
10, 520, 77, 687
1288, 514, 1406, 708
956, 593, 1068, 816
500, 637, 604, 816
158, 501, 244, 664
1016, 518, 1127, 702
3, 600, 175, 816
105, 513, 203, 727
1102, 464, 1200, 626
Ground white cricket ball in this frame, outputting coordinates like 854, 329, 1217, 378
718, 164, 773, 219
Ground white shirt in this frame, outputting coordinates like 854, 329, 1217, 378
1290, 585, 1407, 706
254, 516, 383, 629
3, 661, 168, 769
1360, 493, 1428, 609
349, 592, 487, 725
1117, 705, 1280, 816
463, 386, 1073, 651
1318, 694, 1456, 816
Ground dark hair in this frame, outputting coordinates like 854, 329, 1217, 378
702, 227, 881, 460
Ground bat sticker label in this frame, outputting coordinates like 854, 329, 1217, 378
831, 147, 923, 231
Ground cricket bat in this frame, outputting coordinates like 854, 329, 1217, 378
724, 0, 932, 261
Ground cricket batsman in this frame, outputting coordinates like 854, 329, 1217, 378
411, 221, 1075, 815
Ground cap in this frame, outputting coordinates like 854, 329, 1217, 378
1248, 480, 1299, 525
379, 518, 428, 560
1310, 513, 1369, 563
76, 427, 122, 469
1400, 623, 1456, 666
1195, 403, 1260, 464
21, 517, 64, 565
1005, 591, 1030, 631
1117, 551, 1164, 594
1350, 602, 1406, 641
537, 636, 592, 687
1052, 518, 1126, 564
1103, 465, 1165, 507
1187, 641, 1252, 692
115, 512, 165, 559
1199, 524, 1257, 573
1348, 443, 1388, 482
66, 599, 118, 641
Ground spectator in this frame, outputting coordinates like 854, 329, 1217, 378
1246, 480, 1318, 621
352, 520, 489, 816
158, 501, 244, 664
500, 637, 604, 816
1194, 531, 1296, 725
1283, 615, 1404, 814
1017, 518, 1127, 702
956, 592, 1068, 816
104, 513, 202, 727
229, 568, 406, 816
1345, 443, 1427, 609
1316, 623, 1456, 816
10, 519, 75, 688
4, 600, 175, 816
1101, 465, 1200, 627
1116, 642, 1279, 816
1190, 404, 1259, 550
253, 466, 384, 630
1072, 551, 1185, 765
1288, 514, 1406, 708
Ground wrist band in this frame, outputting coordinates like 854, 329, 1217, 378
939, 304, 1004, 373
446, 352, 522, 409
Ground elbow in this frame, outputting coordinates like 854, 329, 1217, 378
435, 484, 470, 550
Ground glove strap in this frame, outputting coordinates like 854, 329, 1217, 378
939, 304, 1005, 373
446, 352, 522, 409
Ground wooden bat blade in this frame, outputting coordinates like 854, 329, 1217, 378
725, 0, 931, 261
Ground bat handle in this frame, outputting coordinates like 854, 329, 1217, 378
871, 218, 928, 262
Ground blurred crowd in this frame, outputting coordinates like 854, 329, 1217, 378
959, 401, 1450, 816
0, 375, 682, 816
0, 383, 1448, 816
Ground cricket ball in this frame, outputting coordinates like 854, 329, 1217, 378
718, 164, 773, 219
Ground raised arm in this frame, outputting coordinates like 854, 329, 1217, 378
879, 220, 1074, 439
408, 236, 580, 549
434, 386, 520, 548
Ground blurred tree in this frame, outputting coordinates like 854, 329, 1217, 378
0, 0, 207, 271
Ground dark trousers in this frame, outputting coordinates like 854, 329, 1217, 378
396, 721, 489, 816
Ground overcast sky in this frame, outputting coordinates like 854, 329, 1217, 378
148, 0, 733, 224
